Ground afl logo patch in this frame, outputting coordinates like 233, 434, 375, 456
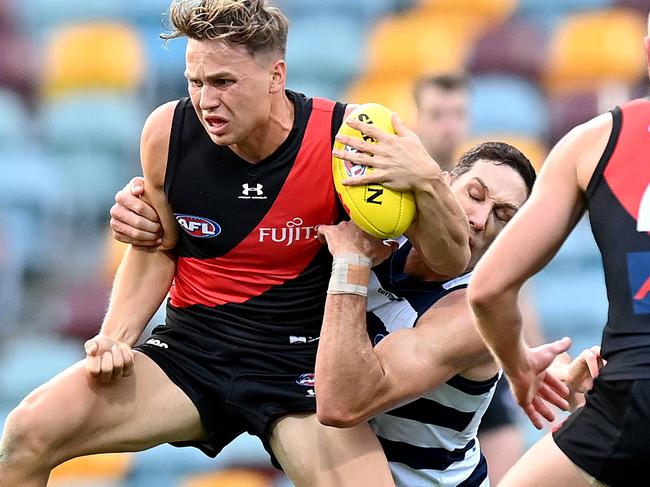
176, 214, 221, 238
296, 373, 315, 387
343, 146, 367, 178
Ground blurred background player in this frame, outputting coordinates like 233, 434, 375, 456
469, 12, 650, 487
414, 73, 470, 171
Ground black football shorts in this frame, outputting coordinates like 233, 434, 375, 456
553, 377, 650, 486
136, 321, 319, 463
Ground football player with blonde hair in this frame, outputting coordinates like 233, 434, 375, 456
0, 2, 469, 486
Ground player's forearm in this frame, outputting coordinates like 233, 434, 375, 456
408, 175, 470, 277
471, 287, 528, 377
316, 290, 388, 427
101, 246, 175, 346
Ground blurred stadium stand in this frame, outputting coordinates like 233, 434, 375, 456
470, 75, 550, 138
467, 19, 548, 80
0, 0, 646, 484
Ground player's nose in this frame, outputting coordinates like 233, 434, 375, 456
199, 85, 221, 110
468, 205, 490, 232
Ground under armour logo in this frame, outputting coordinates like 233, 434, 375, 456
242, 183, 264, 196
239, 183, 267, 200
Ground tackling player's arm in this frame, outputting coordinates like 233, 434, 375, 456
468, 113, 613, 427
110, 176, 163, 247
404, 166, 470, 278
316, 287, 493, 427
86, 102, 180, 383
332, 115, 470, 277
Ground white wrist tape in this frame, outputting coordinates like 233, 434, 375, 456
328, 254, 372, 296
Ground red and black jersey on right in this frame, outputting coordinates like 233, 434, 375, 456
586, 98, 650, 380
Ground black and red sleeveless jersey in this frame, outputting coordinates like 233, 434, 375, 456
163, 90, 346, 344
587, 98, 650, 380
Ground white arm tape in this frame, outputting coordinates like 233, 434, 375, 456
327, 254, 372, 296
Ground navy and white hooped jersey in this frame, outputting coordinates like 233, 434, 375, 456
368, 240, 497, 487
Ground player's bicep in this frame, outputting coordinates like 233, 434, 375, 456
139, 102, 179, 250
141, 180, 177, 250
370, 293, 484, 411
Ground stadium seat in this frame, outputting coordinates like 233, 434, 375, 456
0, 31, 36, 102
128, 0, 173, 27
0, 335, 83, 408
366, 11, 485, 78
181, 469, 273, 487
544, 9, 647, 94
287, 15, 365, 85
615, 0, 650, 12
41, 22, 145, 98
345, 76, 417, 126
49, 453, 133, 487
467, 20, 547, 81
18, 0, 124, 35
51, 152, 130, 222
457, 135, 548, 173
531, 217, 608, 338
544, 216, 604, 269
469, 75, 549, 139
58, 281, 112, 341
40, 93, 145, 161
0, 212, 26, 339
547, 91, 600, 145
0, 89, 31, 150
633, 80, 650, 99
0, 151, 70, 270
517, 0, 613, 15
0, 0, 12, 30
532, 264, 608, 338
275, 0, 400, 24
140, 26, 188, 106
418, 0, 518, 23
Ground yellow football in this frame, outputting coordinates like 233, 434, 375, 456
333, 103, 416, 239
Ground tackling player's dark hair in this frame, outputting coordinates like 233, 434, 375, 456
452, 142, 537, 195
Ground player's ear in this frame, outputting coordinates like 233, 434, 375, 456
269, 59, 286, 94
442, 171, 452, 185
